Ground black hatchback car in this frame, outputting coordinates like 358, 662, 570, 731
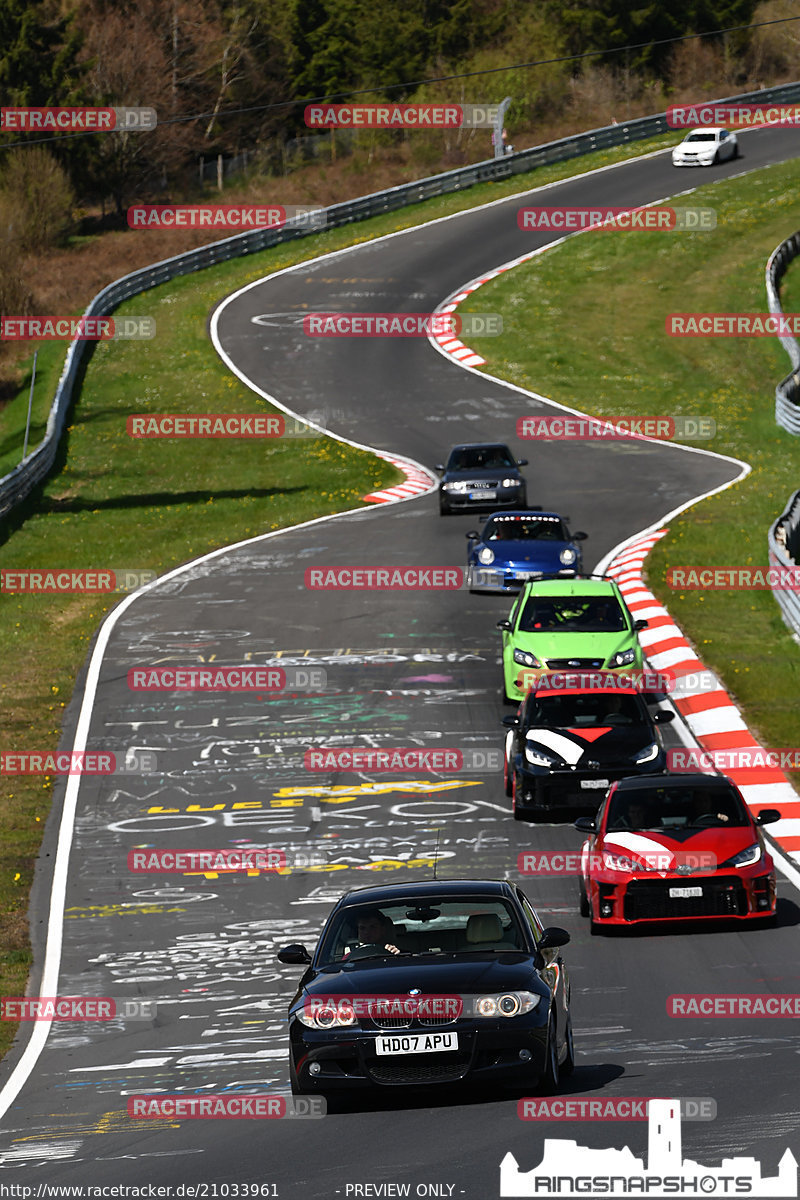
277, 879, 573, 1097
436, 443, 528, 515
502, 673, 675, 819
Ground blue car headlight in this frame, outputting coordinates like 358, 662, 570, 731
478, 547, 495, 565
560, 547, 578, 566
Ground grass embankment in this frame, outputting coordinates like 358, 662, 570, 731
459, 157, 800, 755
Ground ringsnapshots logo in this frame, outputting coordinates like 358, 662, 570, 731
127, 205, 326, 230
0, 317, 155, 341
128, 1095, 325, 1119
302, 312, 502, 337
666, 565, 800, 590
127, 665, 326, 692
304, 747, 502, 772
1, 569, 158, 593
1, 997, 156, 1020
305, 567, 462, 590
517, 206, 716, 232
517, 415, 716, 441
667, 102, 800, 127
667, 312, 800, 336
0, 750, 157, 776
304, 103, 500, 128
0, 106, 156, 131
517, 850, 718, 875
518, 1097, 716, 1121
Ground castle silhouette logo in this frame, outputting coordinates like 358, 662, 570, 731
500, 1098, 797, 1197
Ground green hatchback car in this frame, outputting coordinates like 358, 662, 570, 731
497, 577, 648, 703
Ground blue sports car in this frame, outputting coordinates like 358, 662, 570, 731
466, 511, 587, 593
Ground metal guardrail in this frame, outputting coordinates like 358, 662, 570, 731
769, 491, 800, 636
766, 230, 800, 435
4, 79, 800, 521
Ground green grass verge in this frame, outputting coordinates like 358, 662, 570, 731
459, 156, 800, 757
0, 127, 690, 1061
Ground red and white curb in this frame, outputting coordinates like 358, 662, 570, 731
434, 265, 516, 367
606, 529, 800, 866
363, 450, 437, 504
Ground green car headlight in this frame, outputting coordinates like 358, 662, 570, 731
513, 648, 540, 668
610, 648, 636, 667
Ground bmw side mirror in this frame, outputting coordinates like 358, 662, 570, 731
277, 944, 312, 965
755, 809, 781, 825
573, 531, 588, 541
633, 619, 648, 631
516, 458, 528, 467
574, 816, 596, 833
653, 710, 675, 723
502, 715, 519, 727
538, 927, 570, 950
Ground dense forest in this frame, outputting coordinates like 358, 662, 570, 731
0, 0, 798, 269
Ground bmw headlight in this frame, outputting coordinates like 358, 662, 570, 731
723, 843, 762, 868
610, 648, 636, 667
633, 741, 660, 764
560, 547, 577, 566
525, 743, 559, 767
501, 477, 522, 488
478, 546, 495, 565
297, 1002, 358, 1030
473, 991, 541, 1018
513, 648, 540, 668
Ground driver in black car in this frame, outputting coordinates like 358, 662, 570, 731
351, 909, 401, 956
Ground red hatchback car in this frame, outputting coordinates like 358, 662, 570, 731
574, 773, 781, 932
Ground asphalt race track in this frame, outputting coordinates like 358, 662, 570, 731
1, 127, 799, 1194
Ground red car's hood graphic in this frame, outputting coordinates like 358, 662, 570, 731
601, 826, 756, 871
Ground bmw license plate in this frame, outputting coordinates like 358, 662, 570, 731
469, 490, 496, 499
580, 779, 610, 789
375, 1032, 458, 1056
669, 886, 703, 898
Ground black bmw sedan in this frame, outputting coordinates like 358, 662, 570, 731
277, 878, 573, 1098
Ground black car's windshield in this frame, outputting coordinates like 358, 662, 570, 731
486, 516, 567, 542
519, 595, 626, 633
317, 897, 527, 965
448, 447, 516, 471
526, 693, 644, 728
606, 785, 751, 832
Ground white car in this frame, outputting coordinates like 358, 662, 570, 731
672, 127, 739, 166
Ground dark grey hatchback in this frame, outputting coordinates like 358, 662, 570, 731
277, 878, 573, 1098
436, 443, 528, 515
